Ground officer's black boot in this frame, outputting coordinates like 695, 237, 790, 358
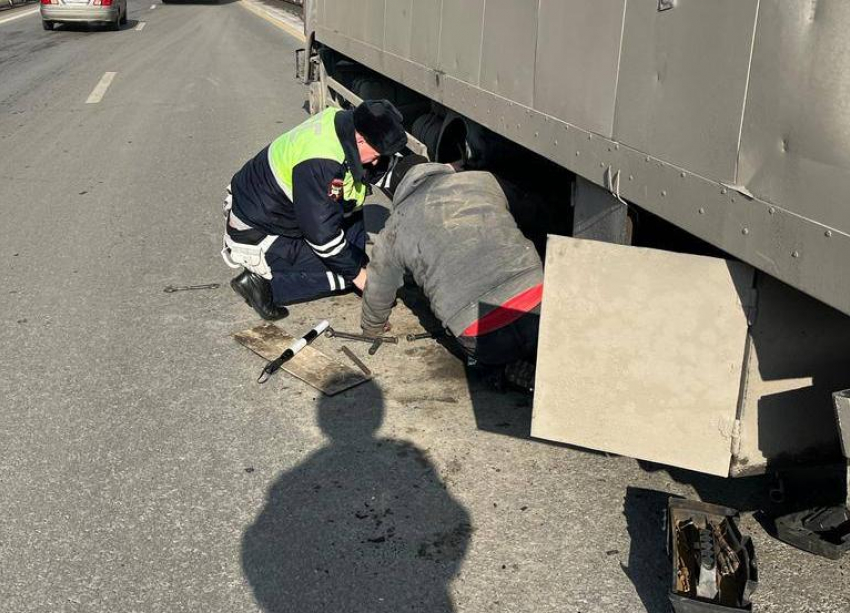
230, 270, 289, 321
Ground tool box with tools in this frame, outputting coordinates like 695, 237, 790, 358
667, 499, 758, 612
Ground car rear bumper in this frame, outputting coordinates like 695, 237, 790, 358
41, 5, 119, 22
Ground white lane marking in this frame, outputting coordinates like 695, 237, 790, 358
0, 7, 39, 26
135, 21, 146, 30
85, 72, 117, 104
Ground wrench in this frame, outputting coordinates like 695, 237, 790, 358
324, 327, 398, 344
405, 331, 445, 342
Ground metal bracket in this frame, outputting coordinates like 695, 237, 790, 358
295, 49, 322, 84
729, 418, 743, 459
744, 287, 759, 326
295, 48, 306, 82
834, 390, 850, 508
572, 173, 629, 245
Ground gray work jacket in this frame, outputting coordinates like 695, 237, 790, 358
361, 163, 543, 336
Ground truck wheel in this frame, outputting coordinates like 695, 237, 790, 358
42, 20, 54, 31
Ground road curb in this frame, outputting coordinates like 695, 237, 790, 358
240, 0, 305, 42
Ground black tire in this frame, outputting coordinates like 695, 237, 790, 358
110, 16, 120, 30
120, 7, 127, 24
42, 20, 54, 31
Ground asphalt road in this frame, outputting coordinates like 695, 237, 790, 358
1, 2, 849, 612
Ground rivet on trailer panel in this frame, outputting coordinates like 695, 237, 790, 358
628, 175, 634, 181
680, 172, 686, 178
721, 188, 728, 195
661, 190, 667, 197
576, 151, 581, 157
826, 230, 833, 238
742, 228, 750, 235
698, 208, 705, 215
769, 207, 776, 215
792, 251, 801, 258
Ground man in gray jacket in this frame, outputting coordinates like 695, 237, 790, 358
361, 155, 543, 368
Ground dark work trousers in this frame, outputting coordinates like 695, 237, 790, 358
265, 217, 367, 306
455, 306, 540, 366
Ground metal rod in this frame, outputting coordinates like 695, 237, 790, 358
405, 331, 445, 342
340, 346, 371, 377
163, 283, 220, 293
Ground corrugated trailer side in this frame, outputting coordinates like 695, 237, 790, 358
305, 0, 850, 318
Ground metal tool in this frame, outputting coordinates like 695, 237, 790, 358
163, 283, 220, 293
340, 346, 371, 377
405, 331, 444, 342
257, 320, 329, 384
368, 338, 384, 356
324, 327, 398, 344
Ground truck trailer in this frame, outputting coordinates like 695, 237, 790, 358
296, 0, 850, 555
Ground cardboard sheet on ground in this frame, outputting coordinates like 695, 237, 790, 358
233, 323, 369, 395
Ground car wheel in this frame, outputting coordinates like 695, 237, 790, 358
110, 15, 120, 30
120, 8, 127, 24
42, 20, 54, 31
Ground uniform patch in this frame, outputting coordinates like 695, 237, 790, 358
328, 178, 344, 202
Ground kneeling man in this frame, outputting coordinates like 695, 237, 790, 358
222, 100, 407, 319
361, 155, 542, 370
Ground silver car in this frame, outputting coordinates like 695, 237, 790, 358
40, 0, 128, 31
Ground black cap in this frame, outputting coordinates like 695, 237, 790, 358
388, 154, 429, 195
353, 100, 407, 156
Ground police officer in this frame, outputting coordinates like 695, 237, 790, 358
222, 100, 407, 320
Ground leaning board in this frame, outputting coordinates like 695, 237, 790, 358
532, 235, 754, 477
233, 323, 369, 395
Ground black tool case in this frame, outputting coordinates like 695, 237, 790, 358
667, 499, 758, 612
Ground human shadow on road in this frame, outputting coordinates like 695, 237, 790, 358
241, 379, 472, 613
621, 487, 674, 613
